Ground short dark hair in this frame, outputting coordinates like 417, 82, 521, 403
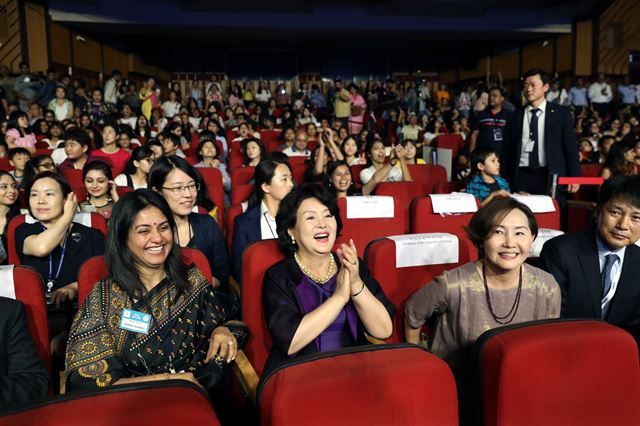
196, 137, 220, 162
8, 147, 30, 160
63, 127, 91, 147
276, 183, 343, 256
469, 146, 499, 176
522, 68, 550, 85
25, 171, 71, 218
597, 175, 640, 210
465, 197, 538, 258
241, 137, 265, 166
489, 86, 505, 97
106, 189, 190, 300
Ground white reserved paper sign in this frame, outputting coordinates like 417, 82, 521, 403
429, 193, 478, 214
529, 228, 564, 258
388, 233, 459, 268
511, 194, 556, 213
0, 265, 16, 299
346, 196, 394, 219
25, 212, 92, 226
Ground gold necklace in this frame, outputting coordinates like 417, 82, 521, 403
294, 252, 335, 285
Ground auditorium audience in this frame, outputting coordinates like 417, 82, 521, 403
79, 160, 119, 220
360, 138, 412, 195
324, 160, 357, 198
114, 145, 154, 189
263, 184, 394, 373
0, 171, 19, 264
601, 141, 637, 180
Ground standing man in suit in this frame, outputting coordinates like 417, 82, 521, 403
501, 69, 581, 213
0, 297, 49, 407
540, 176, 640, 337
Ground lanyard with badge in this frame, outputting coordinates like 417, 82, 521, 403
522, 109, 538, 153
44, 225, 71, 301
119, 287, 178, 374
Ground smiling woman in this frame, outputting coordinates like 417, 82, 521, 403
262, 184, 395, 374
404, 197, 560, 380
65, 189, 248, 395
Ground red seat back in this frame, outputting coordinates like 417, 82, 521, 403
336, 197, 406, 257
410, 196, 480, 258
77, 248, 213, 305
226, 203, 247, 251
477, 320, 640, 426
0, 157, 13, 171
0, 382, 220, 426
7, 213, 107, 266
231, 183, 254, 205
260, 130, 281, 148
258, 345, 458, 426
434, 134, 464, 157
532, 199, 561, 230
350, 164, 366, 187
364, 235, 475, 342
231, 166, 255, 187
407, 164, 447, 194
432, 180, 463, 194
374, 181, 424, 233
241, 240, 285, 376
291, 163, 307, 185
2, 265, 52, 374
196, 167, 224, 228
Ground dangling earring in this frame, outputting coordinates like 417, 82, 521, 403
290, 235, 296, 245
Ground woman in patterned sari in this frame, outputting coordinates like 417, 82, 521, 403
65, 189, 248, 393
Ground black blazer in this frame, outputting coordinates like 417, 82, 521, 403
539, 229, 640, 332
0, 297, 49, 408
501, 103, 580, 184
231, 206, 261, 283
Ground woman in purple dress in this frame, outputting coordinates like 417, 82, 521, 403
263, 184, 395, 372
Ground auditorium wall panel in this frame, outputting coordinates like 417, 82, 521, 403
522, 42, 554, 73
458, 56, 489, 81
0, 0, 23, 72
575, 20, 593, 76
103, 46, 128, 77
555, 34, 573, 73
491, 49, 519, 81
72, 34, 102, 73
598, 0, 640, 75
50, 22, 71, 66
24, 2, 48, 71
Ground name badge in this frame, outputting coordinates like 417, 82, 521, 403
523, 138, 535, 153
119, 308, 152, 334
493, 127, 503, 141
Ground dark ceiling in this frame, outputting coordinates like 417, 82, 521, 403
46, 0, 609, 75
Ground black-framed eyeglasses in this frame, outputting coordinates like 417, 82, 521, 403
162, 182, 200, 195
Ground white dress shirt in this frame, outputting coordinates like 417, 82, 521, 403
588, 82, 612, 103
260, 201, 278, 240
596, 235, 626, 313
519, 100, 547, 167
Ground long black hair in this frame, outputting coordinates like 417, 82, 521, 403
123, 145, 154, 175
7, 111, 31, 137
324, 160, 356, 196
106, 189, 189, 299
148, 155, 215, 212
0, 171, 21, 232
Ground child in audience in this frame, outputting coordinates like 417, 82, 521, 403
465, 146, 510, 206
22, 154, 57, 185
114, 145, 154, 189
5, 111, 36, 155
401, 139, 426, 165
90, 122, 130, 176
160, 132, 185, 157
79, 160, 119, 220
8, 147, 31, 188
194, 138, 231, 192
59, 128, 91, 170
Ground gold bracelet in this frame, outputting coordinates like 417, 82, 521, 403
352, 282, 366, 297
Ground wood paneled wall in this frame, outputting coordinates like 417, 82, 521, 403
555, 34, 573, 73
521, 41, 554, 73
491, 49, 519, 81
24, 2, 47, 71
575, 20, 593, 76
598, 0, 640, 74
0, 0, 23, 72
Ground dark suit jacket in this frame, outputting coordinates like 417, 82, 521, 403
189, 212, 229, 289
539, 229, 640, 333
501, 103, 580, 186
0, 297, 49, 408
231, 206, 261, 283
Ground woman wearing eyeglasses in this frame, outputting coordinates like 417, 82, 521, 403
149, 156, 229, 290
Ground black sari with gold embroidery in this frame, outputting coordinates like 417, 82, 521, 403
65, 266, 247, 392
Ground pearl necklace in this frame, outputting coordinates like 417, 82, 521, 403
294, 252, 335, 285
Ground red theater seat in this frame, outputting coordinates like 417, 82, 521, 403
7, 213, 107, 266
0, 382, 220, 426
336, 196, 406, 257
258, 345, 458, 426
196, 167, 224, 228
241, 240, 285, 376
231, 183, 254, 205
476, 320, 640, 426
530, 198, 561, 230
291, 163, 307, 185
374, 181, 424, 232
0, 265, 51, 374
434, 134, 464, 158
226, 203, 247, 251
364, 235, 475, 342
77, 248, 213, 305
407, 164, 447, 194
231, 166, 255, 187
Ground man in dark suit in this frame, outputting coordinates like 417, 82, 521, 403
540, 176, 640, 336
0, 297, 49, 407
501, 69, 581, 213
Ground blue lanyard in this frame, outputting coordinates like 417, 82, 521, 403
44, 225, 71, 292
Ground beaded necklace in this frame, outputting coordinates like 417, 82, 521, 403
482, 262, 523, 325
294, 252, 335, 285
